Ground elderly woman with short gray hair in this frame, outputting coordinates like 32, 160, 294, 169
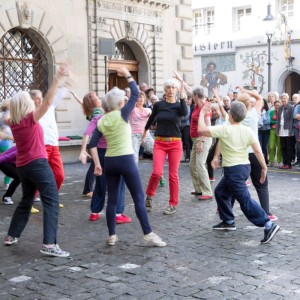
89, 67, 166, 247
144, 78, 187, 215
198, 101, 280, 244
189, 86, 213, 201
276, 93, 294, 169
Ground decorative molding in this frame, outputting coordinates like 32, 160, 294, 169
154, 25, 162, 37
96, 0, 163, 18
97, 0, 172, 9
1, 2, 68, 59
16, 1, 31, 28
126, 21, 135, 40
88, 0, 95, 7
130, 0, 172, 8
97, 17, 105, 29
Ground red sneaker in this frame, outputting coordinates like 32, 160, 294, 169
198, 195, 213, 200
89, 213, 100, 221
116, 214, 132, 224
279, 165, 291, 169
268, 214, 278, 222
245, 180, 251, 187
209, 177, 215, 182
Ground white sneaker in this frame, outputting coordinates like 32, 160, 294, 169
3, 197, 13, 205
40, 244, 70, 257
143, 232, 167, 247
107, 235, 118, 246
34, 197, 41, 202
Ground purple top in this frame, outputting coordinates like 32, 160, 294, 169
84, 115, 107, 149
0, 146, 17, 164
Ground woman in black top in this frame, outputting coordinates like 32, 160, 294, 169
143, 78, 187, 215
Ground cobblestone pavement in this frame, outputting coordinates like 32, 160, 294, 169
0, 161, 300, 299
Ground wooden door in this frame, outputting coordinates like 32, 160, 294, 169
109, 71, 138, 90
108, 60, 139, 90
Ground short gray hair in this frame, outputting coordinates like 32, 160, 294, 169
103, 87, 126, 112
163, 78, 180, 91
230, 101, 247, 122
192, 87, 205, 99
280, 93, 289, 100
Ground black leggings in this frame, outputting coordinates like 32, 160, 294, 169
0, 163, 20, 199
249, 153, 270, 215
181, 125, 191, 160
206, 141, 218, 178
280, 136, 294, 166
105, 154, 152, 236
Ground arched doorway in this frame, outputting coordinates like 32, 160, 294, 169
284, 71, 300, 97
0, 28, 49, 100
108, 41, 139, 90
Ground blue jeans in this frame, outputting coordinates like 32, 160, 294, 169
105, 154, 152, 236
215, 164, 269, 227
294, 129, 300, 164
8, 159, 59, 244
90, 148, 125, 214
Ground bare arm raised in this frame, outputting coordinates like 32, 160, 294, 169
173, 71, 193, 97
33, 64, 68, 122
236, 86, 263, 114
212, 87, 228, 120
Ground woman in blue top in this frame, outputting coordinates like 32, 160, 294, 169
89, 67, 166, 247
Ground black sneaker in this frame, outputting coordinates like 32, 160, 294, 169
213, 221, 236, 231
261, 223, 280, 244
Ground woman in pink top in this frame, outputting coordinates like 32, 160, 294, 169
129, 91, 153, 165
4, 64, 69, 258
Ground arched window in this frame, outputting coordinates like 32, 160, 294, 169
0, 28, 48, 100
110, 42, 136, 60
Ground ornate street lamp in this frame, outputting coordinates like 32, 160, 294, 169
263, 4, 275, 92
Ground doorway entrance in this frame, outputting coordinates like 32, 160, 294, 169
108, 60, 139, 90
108, 41, 139, 90
284, 72, 300, 97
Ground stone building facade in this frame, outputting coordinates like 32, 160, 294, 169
0, 0, 193, 138
192, 0, 300, 97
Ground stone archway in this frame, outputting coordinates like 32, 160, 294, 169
87, 1, 165, 95
284, 71, 300, 96
107, 39, 149, 90
0, 1, 68, 80
0, 2, 70, 127
0, 27, 50, 99
278, 68, 300, 96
